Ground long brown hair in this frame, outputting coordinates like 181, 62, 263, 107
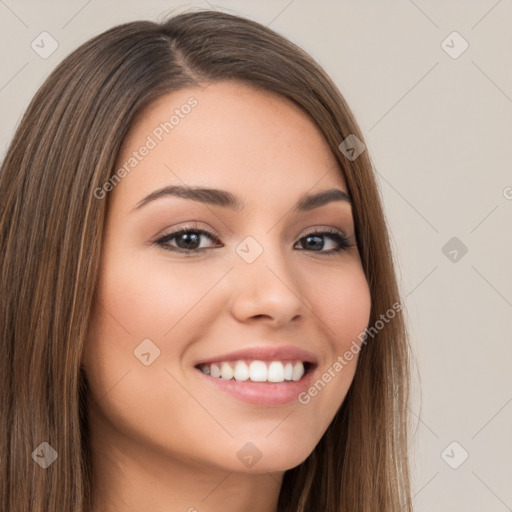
0, 9, 413, 511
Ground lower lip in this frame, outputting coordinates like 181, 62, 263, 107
194, 365, 316, 407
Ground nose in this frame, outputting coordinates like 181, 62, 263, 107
228, 241, 306, 328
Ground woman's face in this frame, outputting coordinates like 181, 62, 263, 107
82, 80, 371, 476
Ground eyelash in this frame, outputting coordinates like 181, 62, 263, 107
153, 226, 354, 256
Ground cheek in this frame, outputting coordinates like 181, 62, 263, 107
292, 260, 371, 434
93, 249, 221, 339
309, 260, 372, 352
81, 250, 215, 460
81, 248, 230, 400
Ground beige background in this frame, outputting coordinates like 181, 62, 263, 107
1, 1, 511, 509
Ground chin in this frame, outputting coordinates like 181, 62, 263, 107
216, 436, 318, 474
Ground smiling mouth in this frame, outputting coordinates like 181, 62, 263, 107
194, 359, 315, 383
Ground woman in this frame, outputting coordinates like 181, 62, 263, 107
0, 9, 413, 512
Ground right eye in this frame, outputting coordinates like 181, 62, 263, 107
154, 227, 222, 254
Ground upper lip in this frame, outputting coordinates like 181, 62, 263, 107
193, 345, 318, 366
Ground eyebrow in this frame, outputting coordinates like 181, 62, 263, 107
130, 185, 351, 214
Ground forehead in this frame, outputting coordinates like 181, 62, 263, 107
112, 80, 347, 210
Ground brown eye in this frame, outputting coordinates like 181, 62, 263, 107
155, 228, 221, 254
294, 229, 353, 255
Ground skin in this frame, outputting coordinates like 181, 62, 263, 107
82, 80, 372, 512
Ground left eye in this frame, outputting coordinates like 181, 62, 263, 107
154, 227, 353, 255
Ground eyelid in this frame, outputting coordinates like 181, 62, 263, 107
300, 225, 347, 237
154, 221, 221, 242
154, 223, 349, 243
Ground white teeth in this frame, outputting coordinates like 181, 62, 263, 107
267, 361, 284, 382
210, 363, 221, 378
233, 361, 249, 381
283, 362, 293, 380
291, 362, 305, 381
220, 362, 234, 380
249, 361, 267, 382
198, 360, 307, 383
